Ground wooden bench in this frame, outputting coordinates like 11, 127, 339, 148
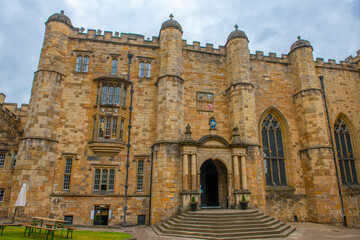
63, 226, 77, 239
45, 223, 76, 239
0, 223, 24, 236
24, 225, 58, 240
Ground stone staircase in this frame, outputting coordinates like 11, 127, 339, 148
153, 209, 296, 239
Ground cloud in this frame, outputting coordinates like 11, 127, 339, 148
0, 0, 358, 104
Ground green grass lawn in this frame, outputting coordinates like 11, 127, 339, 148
0, 226, 133, 239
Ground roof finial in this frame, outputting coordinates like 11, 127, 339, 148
169, 13, 174, 19
234, 24, 238, 30
297, 36, 301, 40
61, 10, 64, 14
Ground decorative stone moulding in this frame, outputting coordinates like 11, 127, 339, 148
87, 140, 125, 156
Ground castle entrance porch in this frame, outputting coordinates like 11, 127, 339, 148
200, 159, 228, 208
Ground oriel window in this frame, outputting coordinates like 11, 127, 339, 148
334, 118, 358, 185
261, 113, 287, 186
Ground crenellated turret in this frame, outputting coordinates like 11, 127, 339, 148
10, 10, 72, 220
156, 14, 184, 141
226, 25, 257, 144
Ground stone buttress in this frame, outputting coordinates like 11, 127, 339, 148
151, 16, 184, 224
10, 11, 71, 219
289, 37, 342, 223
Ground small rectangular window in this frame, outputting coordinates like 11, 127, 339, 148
64, 216, 73, 225
0, 189, 4, 202
0, 154, 5, 167
101, 169, 108, 191
138, 160, 144, 175
108, 169, 115, 191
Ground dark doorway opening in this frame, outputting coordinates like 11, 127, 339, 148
94, 205, 109, 225
200, 159, 219, 207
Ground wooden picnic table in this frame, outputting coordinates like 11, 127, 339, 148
29, 217, 69, 240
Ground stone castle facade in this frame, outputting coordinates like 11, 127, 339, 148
0, 11, 359, 227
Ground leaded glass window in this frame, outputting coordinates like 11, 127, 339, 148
63, 157, 73, 191
139, 62, 145, 77
82, 56, 89, 72
93, 168, 115, 193
145, 63, 151, 78
0, 154, 5, 167
334, 118, 358, 185
261, 113, 287, 186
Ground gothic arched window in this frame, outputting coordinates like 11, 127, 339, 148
261, 113, 287, 186
334, 118, 358, 185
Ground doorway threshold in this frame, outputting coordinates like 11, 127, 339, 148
201, 206, 222, 209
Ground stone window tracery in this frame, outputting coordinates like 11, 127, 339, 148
334, 118, 358, 185
261, 113, 287, 186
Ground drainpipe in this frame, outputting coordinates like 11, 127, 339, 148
319, 76, 346, 227
123, 53, 133, 226
148, 145, 154, 225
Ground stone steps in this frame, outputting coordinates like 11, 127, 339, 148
154, 209, 296, 239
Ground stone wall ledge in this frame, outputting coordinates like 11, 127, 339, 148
265, 186, 295, 196
50, 193, 150, 198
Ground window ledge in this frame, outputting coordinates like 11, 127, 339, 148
342, 184, 360, 195
88, 140, 125, 156
265, 186, 295, 195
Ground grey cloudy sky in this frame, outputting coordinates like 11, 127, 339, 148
0, 0, 359, 104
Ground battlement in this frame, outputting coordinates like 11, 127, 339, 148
250, 51, 289, 64
182, 40, 226, 55
71, 27, 160, 46
315, 50, 360, 70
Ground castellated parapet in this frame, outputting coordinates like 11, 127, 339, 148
0, 11, 359, 229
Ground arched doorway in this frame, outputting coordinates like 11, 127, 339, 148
200, 159, 228, 208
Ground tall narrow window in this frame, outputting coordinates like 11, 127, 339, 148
261, 113, 287, 186
98, 118, 105, 138
105, 118, 111, 138
12, 152, 17, 168
139, 62, 145, 77
137, 160, 144, 191
76, 56, 82, 72
111, 59, 118, 75
94, 169, 101, 191
82, 56, 89, 72
114, 87, 121, 105
63, 157, 73, 191
145, 63, 151, 78
112, 119, 117, 139
108, 169, 115, 191
334, 118, 358, 185
0, 189, 4, 202
0, 153, 5, 167
120, 119, 124, 141
101, 86, 108, 104
108, 87, 114, 104
101, 169, 108, 191
122, 88, 127, 107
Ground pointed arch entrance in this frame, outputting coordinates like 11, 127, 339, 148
200, 159, 228, 208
